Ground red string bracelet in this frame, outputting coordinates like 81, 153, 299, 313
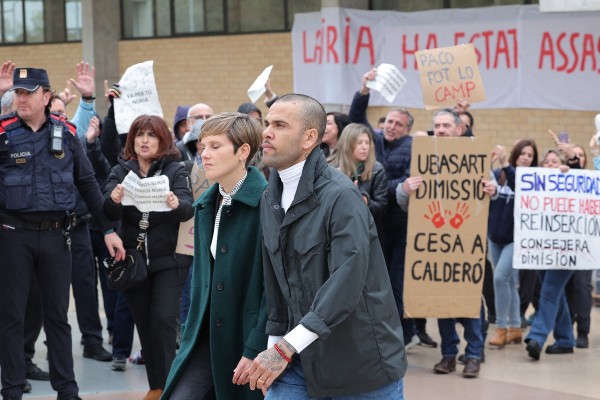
274, 343, 292, 363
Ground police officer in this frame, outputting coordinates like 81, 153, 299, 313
0, 67, 125, 400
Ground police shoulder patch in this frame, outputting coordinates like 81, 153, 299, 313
0, 113, 20, 133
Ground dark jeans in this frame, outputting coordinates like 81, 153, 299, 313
0, 228, 78, 399
438, 316, 483, 360
381, 226, 414, 343
125, 266, 189, 389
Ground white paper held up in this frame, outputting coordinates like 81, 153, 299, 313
366, 63, 407, 103
247, 65, 274, 103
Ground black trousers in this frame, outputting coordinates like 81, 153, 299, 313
70, 223, 104, 347
125, 265, 189, 389
0, 227, 78, 399
24, 274, 43, 363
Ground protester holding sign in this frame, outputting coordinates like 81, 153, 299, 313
163, 112, 268, 400
523, 139, 582, 361
103, 115, 193, 400
397, 109, 497, 378
488, 140, 538, 349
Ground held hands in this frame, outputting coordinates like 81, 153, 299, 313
165, 191, 179, 209
104, 232, 126, 261
111, 184, 125, 204
246, 340, 295, 396
69, 62, 95, 98
0, 60, 15, 96
454, 99, 470, 113
232, 356, 253, 386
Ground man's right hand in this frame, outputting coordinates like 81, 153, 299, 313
360, 68, 377, 95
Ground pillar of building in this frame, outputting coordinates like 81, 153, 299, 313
81, 0, 120, 117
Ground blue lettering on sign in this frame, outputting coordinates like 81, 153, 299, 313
521, 172, 600, 195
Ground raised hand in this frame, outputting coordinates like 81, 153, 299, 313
69, 61, 95, 98
0, 60, 15, 96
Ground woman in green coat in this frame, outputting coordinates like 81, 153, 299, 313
163, 112, 268, 400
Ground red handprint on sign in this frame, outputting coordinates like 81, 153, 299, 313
449, 202, 471, 229
424, 200, 446, 228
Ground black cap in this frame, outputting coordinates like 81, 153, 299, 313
11, 68, 50, 92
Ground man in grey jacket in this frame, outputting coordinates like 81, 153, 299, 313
244, 93, 406, 399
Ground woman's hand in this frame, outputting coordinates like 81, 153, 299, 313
165, 191, 179, 209
111, 184, 125, 204
232, 356, 253, 385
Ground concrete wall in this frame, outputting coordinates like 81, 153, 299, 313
0, 33, 596, 162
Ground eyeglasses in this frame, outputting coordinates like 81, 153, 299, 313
189, 114, 213, 121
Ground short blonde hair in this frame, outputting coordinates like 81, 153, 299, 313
200, 112, 263, 167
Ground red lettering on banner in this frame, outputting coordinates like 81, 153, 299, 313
344, 17, 351, 64
403, 34, 439, 69
454, 29, 518, 69
435, 81, 476, 102
538, 32, 600, 73
301, 18, 374, 65
403, 34, 419, 69
354, 26, 375, 64
327, 26, 339, 63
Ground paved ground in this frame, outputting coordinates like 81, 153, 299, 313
23, 305, 600, 399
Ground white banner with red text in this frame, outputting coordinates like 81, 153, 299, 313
291, 5, 600, 111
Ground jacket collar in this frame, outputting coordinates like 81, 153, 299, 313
195, 166, 266, 210
266, 147, 326, 224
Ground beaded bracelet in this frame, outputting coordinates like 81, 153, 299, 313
274, 343, 292, 363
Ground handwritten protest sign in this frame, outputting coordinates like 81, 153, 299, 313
121, 171, 170, 212
415, 44, 486, 110
514, 167, 600, 270
247, 65, 273, 103
114, 60, 163, 134
176, 163, 214, 256
404, 136, 491, 318
365, 63, 407, 103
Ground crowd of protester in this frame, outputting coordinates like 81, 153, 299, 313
0, 59, 596, 400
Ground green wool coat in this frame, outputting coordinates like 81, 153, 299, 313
163, 167, 268, 399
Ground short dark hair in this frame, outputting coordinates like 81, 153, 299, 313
275, 93, 327, 140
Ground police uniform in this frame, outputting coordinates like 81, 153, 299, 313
0, 68, 113, 400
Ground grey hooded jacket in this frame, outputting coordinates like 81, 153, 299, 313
261, 148, 407, 397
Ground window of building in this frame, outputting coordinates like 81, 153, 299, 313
121, 0, 320, 39
0, 0, 81, 44
66, 0, 82, 41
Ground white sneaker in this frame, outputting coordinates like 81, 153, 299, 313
405, 335, 420, 350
